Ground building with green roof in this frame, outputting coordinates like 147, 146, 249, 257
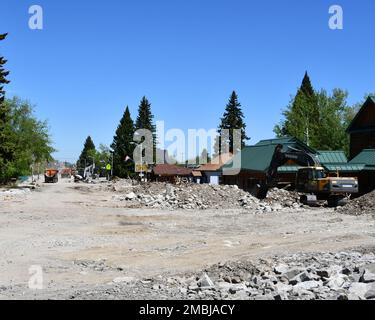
222, 137, 355, 191
222, 94, 375, 195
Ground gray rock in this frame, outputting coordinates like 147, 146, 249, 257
316, 269, 330, 278
125, 192, 137, 200
361, 270, 375, 283
275, 282, 293, 293
348, 282, 368, 299
365, 289, 375, 299
198, 273, 215, 288
293, 280, 321, 291
252, 294, 274, 300
283, 268, 303, 281
231, 276, 242, 284
289, 271, 312, 285
365, 284, 375, 299
274, 264, 289, 275
180, 288, 188, 294
326, 274, 348, 289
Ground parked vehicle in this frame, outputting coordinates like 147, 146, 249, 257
44, 169, 59, 183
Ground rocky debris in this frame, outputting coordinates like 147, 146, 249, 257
0, 188, 31, 201
197, 273, 215, 289
111, 180, 303, 212
337, 190, 375, 216
62, 250, 375, 300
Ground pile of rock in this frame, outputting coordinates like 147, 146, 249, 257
113, 182, 302, 212
143, 251, 375, 300
69, 250, 375, 300
337, 190, 375, 216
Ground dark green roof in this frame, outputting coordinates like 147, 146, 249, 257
224, 137, 318, 173
350, 149, 375, 167
347, 95, 375, 133
324, 164, 365, 172
224, 137, 364, 174
255, 137, 317, 153
317, 151, 348, 164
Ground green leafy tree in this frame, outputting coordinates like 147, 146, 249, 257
77, 136, 96, 169
0, 33, 16, 182
275, 83, 360, 155
314, 89, 353, 154
91, 144, 111, 177
274, 72, 319, 146
215, 91, 249, 155
111, 106, 135, 178
8, 97, 55, 176
135, 96, 157, 162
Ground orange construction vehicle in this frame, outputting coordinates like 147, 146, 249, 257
44, 169, 59, 183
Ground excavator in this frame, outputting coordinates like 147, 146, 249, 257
257, 144, 359, 207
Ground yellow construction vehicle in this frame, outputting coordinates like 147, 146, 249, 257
257, 144, 359, 207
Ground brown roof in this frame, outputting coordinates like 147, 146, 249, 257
197, 153, 233, 172
153, 164, 192, 176
192, 170, 202, 177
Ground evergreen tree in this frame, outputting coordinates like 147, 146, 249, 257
111, 106, 135, 178
77, 136, 96, 169
0, 33, 15, 182
135, 96, 156, 162
215, 91, 249, 155
274, 72, 319, 146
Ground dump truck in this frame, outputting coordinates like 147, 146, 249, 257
44, 169, 59, 183
257, 144, 359, 207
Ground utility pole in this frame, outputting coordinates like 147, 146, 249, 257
111, 151, 114, 178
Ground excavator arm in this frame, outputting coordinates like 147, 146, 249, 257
257, 144, 320, 199
265, 144, 320, 185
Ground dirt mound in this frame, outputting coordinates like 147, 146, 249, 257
338, 190, 375, 216
110, 180, 302, 212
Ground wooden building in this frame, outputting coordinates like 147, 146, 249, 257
347, 95, 375, 160
151, 164, 193, 183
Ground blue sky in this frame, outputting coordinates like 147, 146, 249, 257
1, 0, 375, 162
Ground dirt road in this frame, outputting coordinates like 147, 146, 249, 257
1, 179, 374, 299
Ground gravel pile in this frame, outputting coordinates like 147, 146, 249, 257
0, 188, 31, 201
337, 190, 375, 216
67, 250, 375, 300
111, 181, 302, 212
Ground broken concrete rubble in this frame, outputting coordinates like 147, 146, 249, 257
64, 250, 375, 300
110, 180, 303, 212
337, 190, 375, 216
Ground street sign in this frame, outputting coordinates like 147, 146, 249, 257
135, 164, 148, 173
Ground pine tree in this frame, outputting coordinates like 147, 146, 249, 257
77, 136, 96, 169
135, 96, 156, 162
111, 106, 135, 178
0, 33, 15, 182
274, 72, 319, 146
215, 91, 249, 155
